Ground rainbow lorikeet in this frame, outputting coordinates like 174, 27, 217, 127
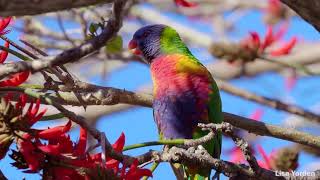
128, 24, 223, 180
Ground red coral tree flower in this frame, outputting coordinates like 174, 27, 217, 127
16, 122, 152, 179
0, 71, 30, 87
174, 0, 197, 7
0, 17, 11, 35
284, 69, 298, 92
242, 24, 297, 57
0, 17, 30, 87
256, 145, 275, 170
0, 41, 9, 63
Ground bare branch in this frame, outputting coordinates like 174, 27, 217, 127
280, 0, 320, 32
199, 123, 260, 173
216, 80, 320, 124
224, 112, 320, 149
0, 0, 115, 17
0, 0, 127, 80
0, 169, 7, 180
2, 84, 320, 149
152, 146, 319, 180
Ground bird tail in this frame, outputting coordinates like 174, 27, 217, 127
170, 161, 211, 180
192, 172, 210, 180
170, 163, 210, 180
170, 163, 185, 180
191, 131, 222, 180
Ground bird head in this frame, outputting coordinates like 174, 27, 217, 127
128, 24, 189, 64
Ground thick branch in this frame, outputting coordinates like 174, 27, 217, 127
0, 0, 127, 80
280, 0, 320, 32
199, 123, 260, 173
216, 80, 320, 124
0, 0, 114, 17
153, 146, 319, 180
0, 169, 7, 180
2, 85, 320, 149
224, 112, 320, 149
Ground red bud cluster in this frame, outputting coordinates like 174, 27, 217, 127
264, 0, 289, 25
0, 17, 30, 87
210, 25, 298, 64
174, 0, 197, 7
14, 122, 152, 179
242, 25, 297, 57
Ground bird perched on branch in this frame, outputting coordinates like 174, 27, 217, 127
128, 24, 223, 180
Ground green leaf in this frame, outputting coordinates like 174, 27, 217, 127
89, 23, 99, 35
105, 35, 123, 54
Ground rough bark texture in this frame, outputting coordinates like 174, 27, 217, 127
281, 0, 320, 32
0, 0, 114, 17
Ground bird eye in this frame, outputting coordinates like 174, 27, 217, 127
142, 31, 149, 38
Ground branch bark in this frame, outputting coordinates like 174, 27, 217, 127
2, 86, 320, 149
0, 169, 7, 180
280, 0, 320, 32
216, 80, 320, 124
152, 146, 320, 180
0, 0, 115, 17
0, 0, 127, 80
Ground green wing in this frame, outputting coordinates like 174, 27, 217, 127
191, 77, 223, 180
208, 78, 223, 159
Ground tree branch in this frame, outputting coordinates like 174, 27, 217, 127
224, 112, 320, 149
216, 80, 320, 124
0, 0, 115, 17
152, 146, 319, 180
199, 123, 260, 173
3, 86, 319, 149
0, 169, 7, 180
0, 0, 127, 80
280, 0, 320, 32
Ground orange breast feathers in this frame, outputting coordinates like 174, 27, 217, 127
150, 54, 212, 99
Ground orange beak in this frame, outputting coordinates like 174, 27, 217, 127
128, 40, 142, 55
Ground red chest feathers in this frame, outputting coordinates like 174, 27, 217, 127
150, 55, 212, 103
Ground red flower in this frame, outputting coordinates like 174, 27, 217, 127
228, 146, 246, 163
123, 159, 152, 180
0, 94, 46, 160
242, 25, 296, 57
0, 17, 11, 35
174, 0, 197, 7
37, 120, 72, 139
256, 145, 275, 170
73, 127, 88, 156
284, 69, 298, 92
18, 134, 45, 171
0, 41, 9, 63
249, 32, 261, 49
266, 0, 282, 17
16, 121, 152, 179
0, 71, 30, 87
0, 17, 30, 87
104, 132, 126, 173
26, 98, 47, 125
112, 132, 125, 152
270, 37, 297, 56
249, 108, 264, 121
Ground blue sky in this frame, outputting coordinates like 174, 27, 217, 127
1, 3, 320, 180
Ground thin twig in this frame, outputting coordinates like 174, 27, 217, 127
0, 0, 127, 79
0, 169, 7, 180
216, 79, 320, 124
199, 123, 260, 174
57, 13, 77, 46
1, 86, 320, 149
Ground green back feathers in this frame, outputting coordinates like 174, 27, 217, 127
158, 26, 223, 180
160, 26, 206, 71
160, 27, 192, 56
